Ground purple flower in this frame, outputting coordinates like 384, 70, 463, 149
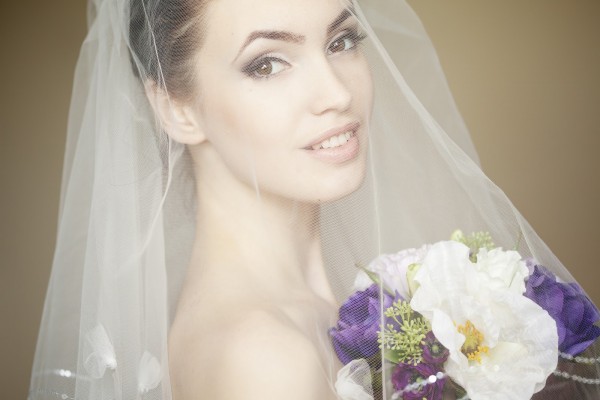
391, 362, 445, 400
329, 284, 393, 364
421, 331, 449, 365
525, 260, 600, 356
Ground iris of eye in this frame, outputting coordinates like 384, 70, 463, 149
329, 40, 346, 53
257, 62, 273, 76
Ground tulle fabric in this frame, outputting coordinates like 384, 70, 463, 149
29, 0, 600, 399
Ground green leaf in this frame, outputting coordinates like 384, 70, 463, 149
383, 349, 403, 364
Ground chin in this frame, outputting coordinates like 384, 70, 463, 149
256, 135, 369, 205
316, 145, 369, 203
310, 158, 368, 204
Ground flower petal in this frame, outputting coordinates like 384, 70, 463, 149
335, 359, 374, 400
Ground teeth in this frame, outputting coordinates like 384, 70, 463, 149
312, 131, 353, 150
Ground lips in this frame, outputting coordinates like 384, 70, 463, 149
311, 130, 354, 150
304, 121, 360, 150
303, 121, 361, 164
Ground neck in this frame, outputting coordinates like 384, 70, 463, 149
185, 143, 335, 302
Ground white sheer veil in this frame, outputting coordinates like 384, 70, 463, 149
29, 0, 600, 399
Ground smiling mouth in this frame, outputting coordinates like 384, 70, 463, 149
303, 122, 361, 164
304, 121, 360, 151
310, 131, 355, 150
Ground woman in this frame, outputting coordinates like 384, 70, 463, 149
29, 0, 600, 399
146, 1, 373, 397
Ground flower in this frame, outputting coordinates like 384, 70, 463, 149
525, 260, 600, 356
474, 247, 529, 293
410, 241, 558, 400
421, 331, 449, 365
391, 362, 445, 400
451, 230, 494, 261
330, 284, 393, 365
379, 298, 431, 366
335, 359, 374, 400
354, 245, 430, 298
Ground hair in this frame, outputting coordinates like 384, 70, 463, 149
129, 0, 210, 102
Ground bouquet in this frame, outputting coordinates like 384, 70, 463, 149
330, 231, 600, 400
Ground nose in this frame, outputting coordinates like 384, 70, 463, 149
309, 59, 352, 115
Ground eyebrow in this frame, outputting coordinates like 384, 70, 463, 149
234, 8, 355, 61
327, 8, 353, 35
237, 31, 306, 60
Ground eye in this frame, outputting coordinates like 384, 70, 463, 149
327, 30, 367, 55
243, 57, 290, 79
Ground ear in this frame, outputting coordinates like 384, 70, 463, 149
144, 81, 206, 145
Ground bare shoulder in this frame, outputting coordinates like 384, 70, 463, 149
169, 308, 336, 400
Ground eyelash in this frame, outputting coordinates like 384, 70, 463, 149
327, 29, 368, 55
242, 28, 368, 80
242, 56, 291, 80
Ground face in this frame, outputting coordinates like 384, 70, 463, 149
190, 0, 373, 203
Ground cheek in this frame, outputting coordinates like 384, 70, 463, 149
348, 57, 373, 113
198, 80, 299, 182
205, 80, 298, 144
199, 80, 258, 150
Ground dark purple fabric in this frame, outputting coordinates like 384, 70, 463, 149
329, 284, 393, 364
525, 260, 600, 356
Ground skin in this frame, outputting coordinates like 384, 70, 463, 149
158, 0, 373, 398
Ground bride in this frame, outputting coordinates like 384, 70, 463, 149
29, 0, 600, 399
151, 0, 372, 398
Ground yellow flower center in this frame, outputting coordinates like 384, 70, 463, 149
457, 320, 489, 363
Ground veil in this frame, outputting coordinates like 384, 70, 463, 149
29, 0, 600, 399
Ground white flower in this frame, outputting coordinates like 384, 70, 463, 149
354, 245, 430, 297
410, 241, 558, 400
335, 359, 374, 400
475, 247, 529, 294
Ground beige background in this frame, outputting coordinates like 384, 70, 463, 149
1, 1, 598, 398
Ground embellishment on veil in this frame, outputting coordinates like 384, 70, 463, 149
559, 352, 600, 364
82, 324, 117, 379
27, 369, 92, 399
390, 371, 445, 400
553, 352, 600, 386
28, 388, 75, 400
553, 369, 600, 385
329, 230, 600, 400
138, 351, 162, 394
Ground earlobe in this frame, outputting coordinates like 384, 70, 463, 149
144, 81, 206, 145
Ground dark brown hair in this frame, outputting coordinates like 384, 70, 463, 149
129, 0, 209, 101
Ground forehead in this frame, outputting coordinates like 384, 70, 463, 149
202, 0, 351, 43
